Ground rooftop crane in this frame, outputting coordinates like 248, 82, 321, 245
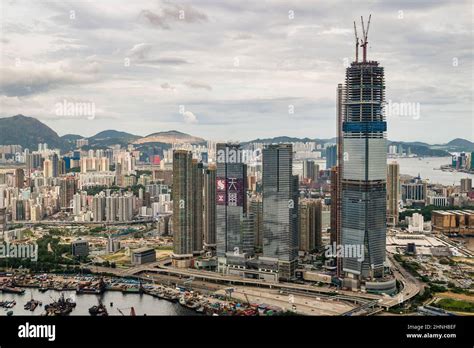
353, 21, 359, 62
360, 14, 371, 62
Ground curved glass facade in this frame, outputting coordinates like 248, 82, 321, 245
342, 61, 387, 279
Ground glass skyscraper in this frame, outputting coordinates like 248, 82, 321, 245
341, 58, 387, 279
216, 143, 247, 259
203, 165, 217, 251
262, 144, 299, 280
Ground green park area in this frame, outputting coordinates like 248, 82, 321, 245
434, 298, 474, 313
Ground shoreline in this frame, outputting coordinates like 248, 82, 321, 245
0, 273, 284, 317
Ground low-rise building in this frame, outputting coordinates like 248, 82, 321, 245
72, 239, 89, 257
131, 247, 156, 265
431, 210, 474, 235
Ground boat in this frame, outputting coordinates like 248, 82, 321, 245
89, 301, 108, 316
121, 283, 143, 294
24, 298, 42, 311
0, 300, 16, 309
44, 294, 76, 316
76, 278, 106, 295
1, 286, 25, 295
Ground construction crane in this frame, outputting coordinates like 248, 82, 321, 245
353, 21, 359, 62
360, 14, 371, 62
243, 292, 251, 305
117, 307, 136, 316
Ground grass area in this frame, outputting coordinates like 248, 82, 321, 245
437, 291, 474, 303
101, 250, 131, 265
434, 298, 474, 313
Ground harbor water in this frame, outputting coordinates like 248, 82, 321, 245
389, 157, 474, 186
0, 288, 199, 316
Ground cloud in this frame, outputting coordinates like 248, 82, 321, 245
139, 9, 170, 30
0, 61, 99, 97
139, 4, 208, 30
319, 27, 352, 35
161, 82, 176, 91
129, 43, 153, 59
0, 0, 471, 142
232, 33, 253, 40
184, 80, 212, 91
147, 57, 189, 65
182, 111, 198, 124
127, 43, 189, 66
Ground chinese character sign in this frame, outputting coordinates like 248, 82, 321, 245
216, 177, 243, 206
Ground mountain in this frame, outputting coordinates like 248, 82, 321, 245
243, 136, 337, 145
61, 134, 84, 142
134, 130, 205, 145
0, 114, 471, 156
88, 130, 140, 148
389, 138, 474, 156
89, 130, 139, 141
444, 138, 474, 152
0, 115, 65, 150
244, 136, 456, 157
60, 134, 85, 151
388, 141, 450, 157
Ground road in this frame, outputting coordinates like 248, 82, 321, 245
90, 261, 397, 309
16, 218, 154, 226
88, 251, 426, 310
384, 253, 424, 307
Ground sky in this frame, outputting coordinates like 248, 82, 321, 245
0, 0, 472, 143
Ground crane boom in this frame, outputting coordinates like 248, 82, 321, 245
353, 21, 359, 62
365, 14, 371, 41
359, 14, 372, 62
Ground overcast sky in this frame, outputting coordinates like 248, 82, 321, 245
0, 0, 472, 143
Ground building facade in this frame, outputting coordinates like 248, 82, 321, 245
203, 165, 217, 251
262, 144, 299, 280
172, 150, 194, 258
387, 162, 400, 226
216, 143, 248, 260
341, 48, 387, 280
299, 198, 322, 252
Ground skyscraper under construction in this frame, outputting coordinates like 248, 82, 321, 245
341, 15, 387, 280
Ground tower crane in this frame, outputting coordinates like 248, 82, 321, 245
353, 21, 359, 62
360, 14, 371, 62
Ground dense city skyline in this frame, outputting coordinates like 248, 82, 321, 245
1, 0, 472, 143
0, 2, 472, 346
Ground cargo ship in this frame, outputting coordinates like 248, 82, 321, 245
1, 286, 25, 295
